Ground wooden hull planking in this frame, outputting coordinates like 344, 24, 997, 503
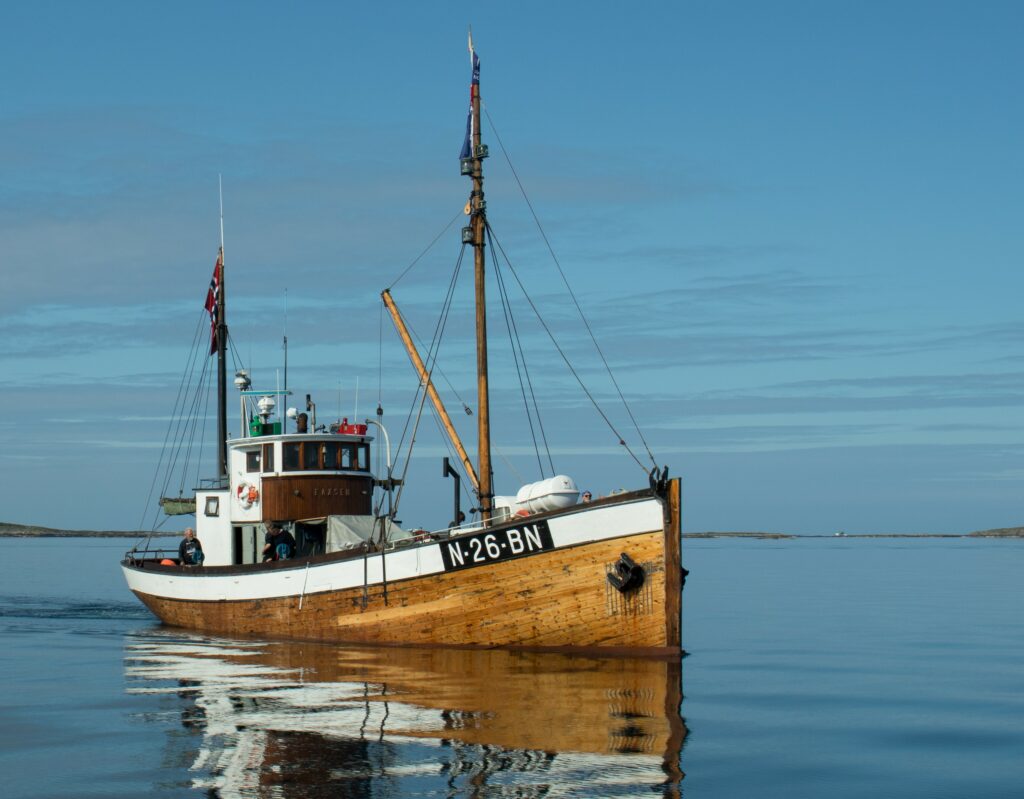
127, 481, 684, 653
133, 530, 671, 652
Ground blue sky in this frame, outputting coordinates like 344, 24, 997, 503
1, 1, 1021, 533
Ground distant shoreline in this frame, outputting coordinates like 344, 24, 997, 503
2, 522, 1022, 539
0, 523, 146, 538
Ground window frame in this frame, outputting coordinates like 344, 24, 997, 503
245, 449, 261, 473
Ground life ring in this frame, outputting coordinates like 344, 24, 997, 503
236, 481, 260, 509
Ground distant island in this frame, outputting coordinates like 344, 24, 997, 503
0, 522, 146, 538
1, 522, 1022, 539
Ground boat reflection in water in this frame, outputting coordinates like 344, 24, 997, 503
125, 632, 687, 797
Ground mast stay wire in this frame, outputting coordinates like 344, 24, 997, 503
420, 364, 524, 506
390, 246, 465, 467
387, 208, 465, 290
488, 226, 553, 479
137, 295, 252, 540
376, 301, 385, 496
385, 283, 460, 523
484, 106, 659, 470
394, 314, 473, 416
193, 372, 212, 499
487, 222, 649, 475
492, 441, 526, 487
427, 408, 478, 510
173, 352, 212, 498
154, 329, 218, 530
382, 246, 466, 520
377, 302, 384, 409
155, 327, 244, 533
138, 306, 210, 534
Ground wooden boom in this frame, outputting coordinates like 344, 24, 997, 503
381, 288, 480, 493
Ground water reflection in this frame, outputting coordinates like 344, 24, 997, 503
125, 633, 687, 797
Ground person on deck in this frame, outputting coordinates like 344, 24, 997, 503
178, 528, 204, 566
262, 522, 296, 562
581, 491, 592, 503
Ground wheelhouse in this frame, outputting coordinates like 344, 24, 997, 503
192, 411, 378, 568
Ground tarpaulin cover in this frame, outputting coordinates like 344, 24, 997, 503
326, 515, 411, 552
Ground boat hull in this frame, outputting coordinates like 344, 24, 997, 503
124, 482, 682, 654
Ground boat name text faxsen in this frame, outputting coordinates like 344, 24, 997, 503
312, 487, 351, 497
440, 520, 554, 572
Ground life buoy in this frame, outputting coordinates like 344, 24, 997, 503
236, 481, 260, 509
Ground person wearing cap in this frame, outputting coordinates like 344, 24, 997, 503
581, 491, 592, 503
262, 522, 296, 562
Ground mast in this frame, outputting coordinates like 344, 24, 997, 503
216, 177, 228, 483
461, 33, 493, 519
382, 289, 480, 492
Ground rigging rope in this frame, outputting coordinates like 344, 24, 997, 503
427, 409, 477, 512
385, 246, 466, 518
387, 208, 465, 289
155, 334, 210, 525
377, 301, 384, 409
488, 226, 552, 478
193, 371, 212, 496
138, 306, 210, 532
487, 222, 649, 475
173, 360, 210, 496
390, 246, 465, 468
398, 316, 473, 416
484, 107, 659, 469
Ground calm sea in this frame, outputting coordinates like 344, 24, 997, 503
0, 536, 1021, 798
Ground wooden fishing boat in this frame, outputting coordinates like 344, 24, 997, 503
121, 39, 684, 655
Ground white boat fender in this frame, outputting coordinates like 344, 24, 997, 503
607, 552, 645, 593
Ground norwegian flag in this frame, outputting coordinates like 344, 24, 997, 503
459, 47, 480, 160
204, 252, 221, 356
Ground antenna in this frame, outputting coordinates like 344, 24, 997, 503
218, 174, 225, 255
354, 376, 359, 422
283, 288, 289, 394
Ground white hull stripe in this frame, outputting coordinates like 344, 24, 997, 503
124, 497, 663, 603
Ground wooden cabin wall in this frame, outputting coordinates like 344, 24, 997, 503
260, 475, 373, 520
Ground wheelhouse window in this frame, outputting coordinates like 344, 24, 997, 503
281, 441, 370, 471
262, 443, 275, 472
336, 443, 369, 471
283, 443, 301, 471
302, 442, 320, 470
321, 442, 341, 470
245, 450, 261, 473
